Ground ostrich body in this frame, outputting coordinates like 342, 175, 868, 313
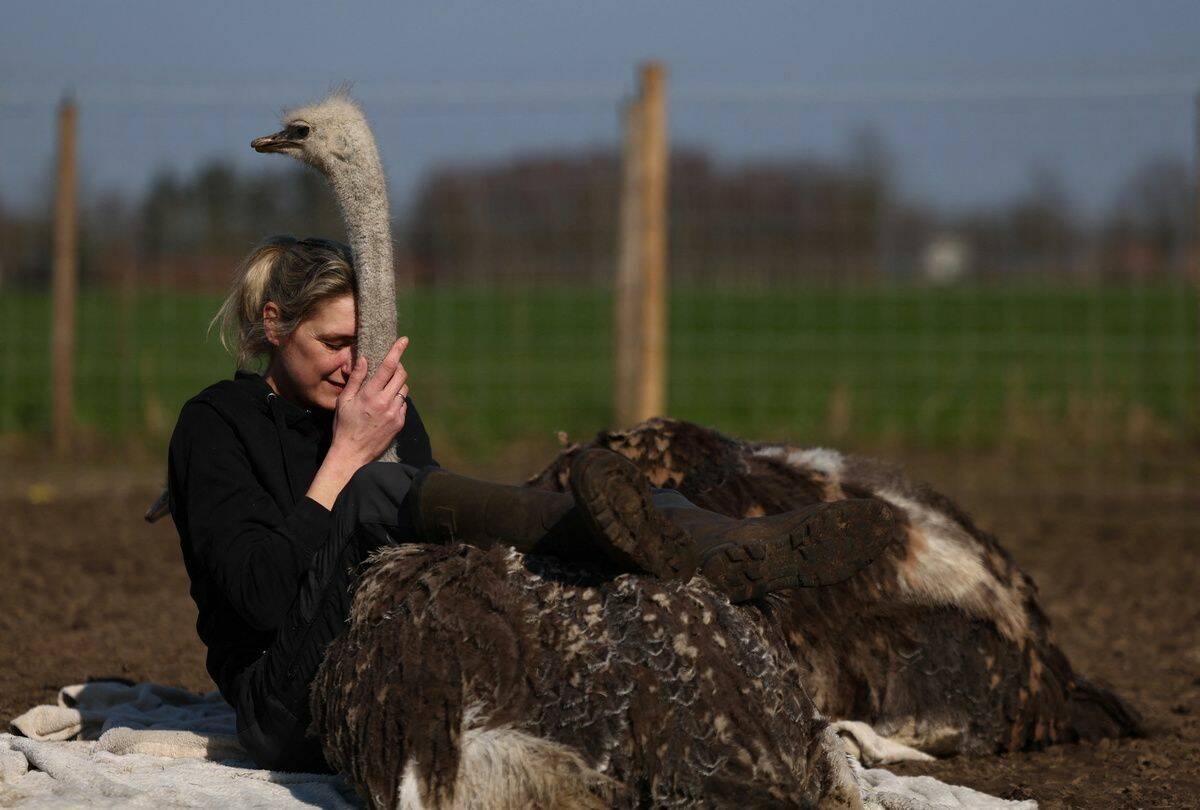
526, 418, 1142, 755
252, 92, 400, 462
313, 545, 861, 808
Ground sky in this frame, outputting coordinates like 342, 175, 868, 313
3, 1, 1200, 219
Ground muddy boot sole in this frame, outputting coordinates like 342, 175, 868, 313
568, 449, 694, 577
697, 499, 898, 602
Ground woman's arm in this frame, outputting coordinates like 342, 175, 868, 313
169, 402, 334, 633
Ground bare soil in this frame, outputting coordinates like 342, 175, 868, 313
1, 450, 1196, 809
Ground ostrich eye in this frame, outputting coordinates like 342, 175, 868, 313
291, 124, 311, 139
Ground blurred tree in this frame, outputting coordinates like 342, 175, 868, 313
134, 161, 345, 287
408, 140, 892, 286
0, 192, 52, 287
948, 165, 1077, 281
1098, 155, 1192, 279
408, 151, 620, 285
1008, 165, 1076, 277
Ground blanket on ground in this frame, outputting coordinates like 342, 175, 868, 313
2, 681, 1035, 809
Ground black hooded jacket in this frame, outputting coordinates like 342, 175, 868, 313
167, 371, 436, 700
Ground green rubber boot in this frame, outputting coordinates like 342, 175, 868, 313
408, 466, 584, 556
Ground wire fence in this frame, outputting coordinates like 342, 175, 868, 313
1, 76, 1196, 521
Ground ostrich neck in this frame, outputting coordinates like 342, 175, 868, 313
327, 155, 396, 375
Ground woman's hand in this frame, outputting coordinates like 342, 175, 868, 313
332, 336, 411, 465
306, 336, 410, 509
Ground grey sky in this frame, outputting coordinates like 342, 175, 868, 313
3, 1, 1199, 219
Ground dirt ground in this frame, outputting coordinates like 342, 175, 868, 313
0, 448, 1196, 809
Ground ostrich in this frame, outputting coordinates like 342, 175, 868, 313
525, 419, 1143, 755
313, 544, 865, 808
244, 92, 1137, 805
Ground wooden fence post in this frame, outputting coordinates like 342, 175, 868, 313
51, 94, 78, 455
615, 94, 644, 427
1193, 91, 1200, 399
614, 62, 668, 427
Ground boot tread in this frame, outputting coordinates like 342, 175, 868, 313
697, 499, 897, 601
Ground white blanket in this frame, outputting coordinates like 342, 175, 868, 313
2, 682, 360, 808
2, 681, 1035, 809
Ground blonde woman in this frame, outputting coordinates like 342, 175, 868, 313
168, 235, 898, 772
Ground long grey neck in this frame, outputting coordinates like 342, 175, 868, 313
327, 144, 399, 461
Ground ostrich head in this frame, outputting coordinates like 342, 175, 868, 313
251, 91, 380, 177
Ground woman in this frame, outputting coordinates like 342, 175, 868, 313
169, 236, 898, 773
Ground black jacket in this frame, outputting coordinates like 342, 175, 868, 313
167, 370, 436, 700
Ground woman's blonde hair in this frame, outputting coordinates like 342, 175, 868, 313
210, 236, 356, 368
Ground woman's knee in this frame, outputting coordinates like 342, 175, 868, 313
346, 460, 406, 496
337, 462, 420, 524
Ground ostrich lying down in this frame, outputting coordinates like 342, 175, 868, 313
310, 418, 1141, 808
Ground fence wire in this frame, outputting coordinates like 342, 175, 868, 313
1, 79, 1196, 523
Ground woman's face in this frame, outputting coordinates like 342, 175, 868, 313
264, 293, 357, 411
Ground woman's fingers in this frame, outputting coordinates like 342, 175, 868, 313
366, 337, 409, 393
382, 359, 409, 400
385, 384, 410, 417
378, 338, 410, 399
395, 386, 409, 427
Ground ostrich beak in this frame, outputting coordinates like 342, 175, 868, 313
251, 130, 296, 153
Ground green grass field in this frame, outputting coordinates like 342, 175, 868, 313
1, 282, 1195, 460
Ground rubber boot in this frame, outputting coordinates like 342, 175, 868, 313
408, 466, 657, 571
408, 466, 587, 557
568, 449, 900, 603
